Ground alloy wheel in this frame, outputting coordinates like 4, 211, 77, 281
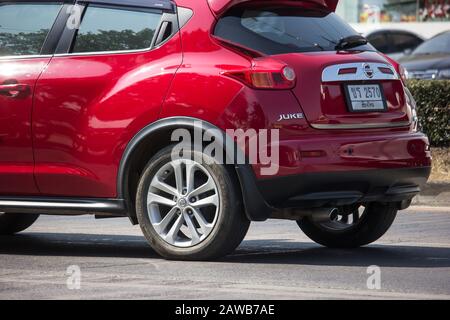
146, 159, 220, 247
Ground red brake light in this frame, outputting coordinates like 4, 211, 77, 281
338, 67, 357, 75
378, 67, 394, 75
223, 58, 296, 90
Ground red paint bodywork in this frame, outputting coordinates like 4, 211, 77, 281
32, 34, 183, 197
0, 58, 51, 195
0, 0, 431, 199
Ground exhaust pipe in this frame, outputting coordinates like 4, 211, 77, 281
311, 208, 339, 223
271, 207, 338, 222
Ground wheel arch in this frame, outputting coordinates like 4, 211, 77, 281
117, 116, 272, 224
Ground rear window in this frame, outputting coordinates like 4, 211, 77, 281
214, 7, 375, 55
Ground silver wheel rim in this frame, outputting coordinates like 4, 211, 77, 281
319, 205, 366, 232
147, 159, 219, 247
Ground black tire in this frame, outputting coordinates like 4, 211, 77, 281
136, 145, 250, 261
0, 213, 40, 235
297, 203, 397, 248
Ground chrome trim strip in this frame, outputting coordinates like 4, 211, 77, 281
0, 54, 52, 60
84, 0, 175, 11
53, 47, 152, 57
0, 200, 108, 209
0, 198, 127, 215
311, 121, 411, 130
322, 62, 399, 82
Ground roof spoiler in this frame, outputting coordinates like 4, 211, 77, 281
207, 0, 339, 16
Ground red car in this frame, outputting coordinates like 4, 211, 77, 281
0, 0, 431, 260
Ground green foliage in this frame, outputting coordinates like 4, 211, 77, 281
73, 29, 155, 53
0, 28, 155, 56
0, 29, 49, 56
407, 80, 450, 147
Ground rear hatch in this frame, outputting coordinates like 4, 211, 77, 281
214, 4, 411, 129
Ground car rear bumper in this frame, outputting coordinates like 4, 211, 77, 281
236, 132, 432, 221
258, 166, 430, 208
237, 166, 431, 221
251, 132, 431, 179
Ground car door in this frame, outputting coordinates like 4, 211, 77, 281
0, 1, 65, 195
32, 0, 182, 197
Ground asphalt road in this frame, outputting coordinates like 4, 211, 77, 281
0, 206, 449, 300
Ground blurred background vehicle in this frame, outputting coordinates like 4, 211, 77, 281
365, 29, 424, 60
337, 0, 450, 43
399, 31, 450, 79
336, 0, 450, 72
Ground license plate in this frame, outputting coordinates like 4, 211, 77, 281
344, 84, 386, 112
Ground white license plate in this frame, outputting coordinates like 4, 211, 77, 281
345, 84, 386, 112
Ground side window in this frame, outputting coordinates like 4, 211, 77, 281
389, 33, 422, 53
367, 33, 391, 53
72, 5, 162, 53
0, 2, 62, 56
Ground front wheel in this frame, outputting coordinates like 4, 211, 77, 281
297, 203, 397, 248
136, 145, 250, 261
0, 213, 40, 235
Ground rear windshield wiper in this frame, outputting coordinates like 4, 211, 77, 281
335, 35, 368, 51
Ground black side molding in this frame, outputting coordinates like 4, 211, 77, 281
116, 116, 271, 222
234, 164, 274, 222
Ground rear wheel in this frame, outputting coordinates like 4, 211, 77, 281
136, 145, 250, 260
0, 213, 40, 235
297, 203, 397, 248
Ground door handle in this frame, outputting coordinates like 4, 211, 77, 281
0, 83, 31, 98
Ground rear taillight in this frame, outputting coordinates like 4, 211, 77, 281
405, 86, 419, 132
223, 58, 296, 90
381, 53, 408, 84
399, 64, 409, 84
